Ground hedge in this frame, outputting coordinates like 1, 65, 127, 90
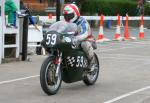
80, 0, 149, 16
29, 0, 150, 16
144, 3, 150, 16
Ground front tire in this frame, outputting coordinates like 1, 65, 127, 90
83, 53, 99, 85
40, 56, 62, 95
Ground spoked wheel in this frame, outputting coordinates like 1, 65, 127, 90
40, 56, 62, 95
83, 53, 99, 85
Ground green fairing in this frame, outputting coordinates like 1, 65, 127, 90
62, 51, 87, 83
5, 0, 18, 24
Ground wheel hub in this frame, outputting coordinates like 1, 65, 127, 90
47, 65, 58, 85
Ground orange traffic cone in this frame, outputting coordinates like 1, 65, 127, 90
97, 14, 110, 42
139, 15, 144, 39
124, 14, 136, 40
124, 14, 130, 40
114, 14, 123, 41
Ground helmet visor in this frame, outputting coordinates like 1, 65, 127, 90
64, 13, 74, 22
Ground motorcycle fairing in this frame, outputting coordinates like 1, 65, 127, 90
62, 50, 88, 83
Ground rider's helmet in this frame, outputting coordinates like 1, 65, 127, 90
63, 4, 80, 23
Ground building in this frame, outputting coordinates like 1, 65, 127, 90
23, 0, 78, 11
23, 0, 56, 11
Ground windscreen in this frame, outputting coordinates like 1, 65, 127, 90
49, 21, 77, 33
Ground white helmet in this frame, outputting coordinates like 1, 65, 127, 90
63, 4, 80, 22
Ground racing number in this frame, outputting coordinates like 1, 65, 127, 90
76, 56, 84, 67
76, 56, 80, 67
46, 34, 57, 45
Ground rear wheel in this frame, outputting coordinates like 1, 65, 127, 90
83, 53, 99, 85
40, 56, 62, 95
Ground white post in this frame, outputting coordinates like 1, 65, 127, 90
0, 0, 5, 63
0, 0, 20, 63
13, 0, 20, 58
1, 0, 5, 59
0, 18, 1, 63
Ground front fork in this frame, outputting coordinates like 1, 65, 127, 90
54, 52, 62, 77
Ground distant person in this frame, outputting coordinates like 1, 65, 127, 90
136, 0, 144, 15
19, 0, 39, 30
5, 0, 18, 27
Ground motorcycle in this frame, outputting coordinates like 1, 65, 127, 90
40, 21, 100, 95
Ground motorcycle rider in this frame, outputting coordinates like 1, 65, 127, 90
63, 3, 96, 71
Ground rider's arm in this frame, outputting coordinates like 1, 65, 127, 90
75, 18, 90, 41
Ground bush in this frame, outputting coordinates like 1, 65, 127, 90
28, 0, 150, 16
144, 4, 150, 16
81, 0, 137, 16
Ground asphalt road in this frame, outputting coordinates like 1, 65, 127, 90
0, 28, 150, 103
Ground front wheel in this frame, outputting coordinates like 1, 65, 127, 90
83, 53, 99, 85
40, 56, 62, 95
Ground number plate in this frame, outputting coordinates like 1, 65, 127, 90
66, 56, 88, 68
46, 33, 57, 46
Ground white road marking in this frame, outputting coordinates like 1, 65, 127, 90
102, 53, 150, 59
102, 56, 150, 61
102, 56, 150, 70
101, 45, 148, 52
104, 86, 150, 103
129, 42, 150, 45
101, 47, 137, 52
99, 41, 150, 46
99, 39, 150, 103
98, 41, 150, 52
0, 75, 39, 85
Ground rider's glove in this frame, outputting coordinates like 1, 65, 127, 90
71, 37, 79, 48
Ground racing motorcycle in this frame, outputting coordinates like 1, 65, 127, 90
40, 21, 100, 95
